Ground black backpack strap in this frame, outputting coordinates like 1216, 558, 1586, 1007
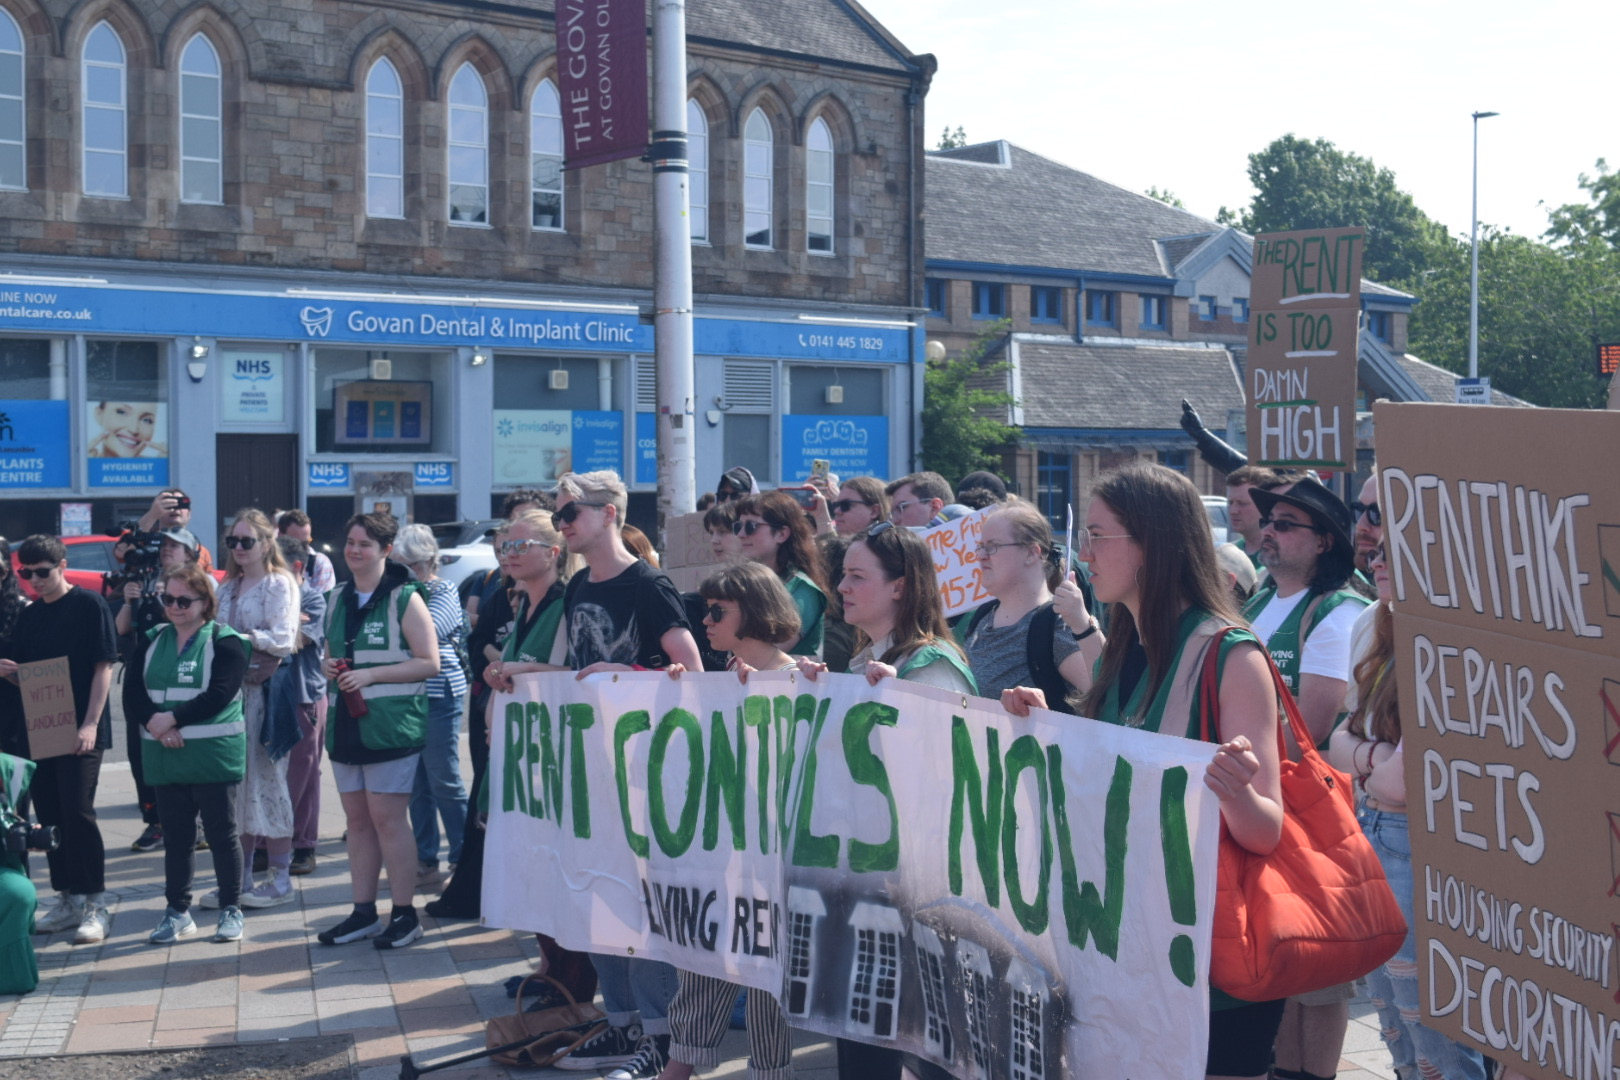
1026, 601, 1075, 715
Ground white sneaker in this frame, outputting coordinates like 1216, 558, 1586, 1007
34, 893, 82, 934
73, 904, 110, 945
240, 881, 295, 909
197, 889, 221, 909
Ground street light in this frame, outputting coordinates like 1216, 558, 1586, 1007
1469, 110, 1499, 380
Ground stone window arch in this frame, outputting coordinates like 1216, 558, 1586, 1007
82, 20, 127, 198
743, 107, 772, 249
530, 78, 562, 230
446, 62, 488, 225
365, 57, 405, 218
178, 33, 221, 204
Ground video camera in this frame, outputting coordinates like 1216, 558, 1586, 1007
105, 521, 166, 594
0, 808, 58, 855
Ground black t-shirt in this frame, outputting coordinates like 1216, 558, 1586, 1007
565, 560, 689, 670
13, 585, 120, 753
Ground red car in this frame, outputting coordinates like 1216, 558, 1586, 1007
9, 535, 224, 600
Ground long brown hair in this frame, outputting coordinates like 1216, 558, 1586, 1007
737, 491, 830, 597
850, 524, 964, 668
1080, 462, 1241, 717
1349, 602, 1399, 744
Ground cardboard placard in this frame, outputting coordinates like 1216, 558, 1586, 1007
922, 509, 993, 617
16, 656, 80, 760
660, 512, 717, 569
1376, 402, 1620, 1080
1246, 227, 1363, 469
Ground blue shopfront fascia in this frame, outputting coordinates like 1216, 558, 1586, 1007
0, 281, 916, 364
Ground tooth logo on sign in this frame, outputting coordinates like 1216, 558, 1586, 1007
300, 307, 334, 338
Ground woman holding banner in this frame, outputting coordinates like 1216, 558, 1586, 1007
1004, 462, 1283, 1080
1327, 545, 1486, 1080
655, 560, 800, 1080
732, 491, 830, 658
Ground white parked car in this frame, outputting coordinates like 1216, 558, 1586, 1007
428, 519, 501, 591
1201, 496, 1230, 545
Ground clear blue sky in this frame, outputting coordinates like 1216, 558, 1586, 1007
865, 0, 1615, 243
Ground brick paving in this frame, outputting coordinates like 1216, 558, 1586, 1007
0, 748, 1395, 1079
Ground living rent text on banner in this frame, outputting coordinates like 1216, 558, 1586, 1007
484, 670, 1223, 1080
1376, 402, 1620, 1080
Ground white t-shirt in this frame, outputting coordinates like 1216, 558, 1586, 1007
1248, 587, 1363, 683
1341, 600, 1384, 716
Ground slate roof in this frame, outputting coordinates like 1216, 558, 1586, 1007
684, 0, 918, 72
1158, 234, 1214, 272
1015, 341, 1244, 431
926, 143, 1221, 277
1396, 354, 1533, 407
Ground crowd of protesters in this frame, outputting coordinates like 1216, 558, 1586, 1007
0, 454, 1492, 1080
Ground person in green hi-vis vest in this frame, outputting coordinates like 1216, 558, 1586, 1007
1004, 462, 1284, 1080
123, 563, 252, 946
0, 751, 39, 994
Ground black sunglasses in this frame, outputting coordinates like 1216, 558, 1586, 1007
1260, 516, 1325, 534
831, 499, 872, 514
551, 500, 607, 528
1351, 502, 1382, 527
160, 594, 198, 610
223, 536, 257, 550
15, 565, 59, 580
731, 519, 770, 536
704, 603, 730, 623
861, 521, 896, 540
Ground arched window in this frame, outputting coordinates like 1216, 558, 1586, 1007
0, 9, 23, 190
806, 117, 833, 254
687, 99, 708, 243
530, 80, 563, 230
179, 35, 222, 204
743, 108, 772, 249
365, 58, 404, 218
82, 22, 126, 198
447, 63, 487, 225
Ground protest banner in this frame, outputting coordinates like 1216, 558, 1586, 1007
1376, 401, 1620, 1080
922, 508, 993, 617
16, 656, 80, 760
484, 670, 1223, 1080
1246, 227, 1364, 470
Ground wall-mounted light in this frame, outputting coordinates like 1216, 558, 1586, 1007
925, 340, 948, 363
189, 337, 209, 361
470, 349, 489, 366
712, 395, 733, 412
187, 337, 209, 383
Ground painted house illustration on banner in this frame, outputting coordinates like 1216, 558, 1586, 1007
910, 923, 954, 1061
958, 939, 996, 1080
785, 887, 827, 1017
1005, 956, 1050, 1080
846, 902, 905, 1039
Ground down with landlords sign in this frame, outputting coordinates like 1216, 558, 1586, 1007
556, 0, 649, 169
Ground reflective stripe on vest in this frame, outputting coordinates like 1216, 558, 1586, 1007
140, 719, 247, 741
143, 623, 241, 712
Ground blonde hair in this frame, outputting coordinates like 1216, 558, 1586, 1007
554, 470, 628, 528
223, 508, 293, 581
500, 510, 573, 582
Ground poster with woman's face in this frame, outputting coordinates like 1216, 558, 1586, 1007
86, 401, 170, 487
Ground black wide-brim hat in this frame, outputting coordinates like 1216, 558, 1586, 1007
1251, 477, 1353, 559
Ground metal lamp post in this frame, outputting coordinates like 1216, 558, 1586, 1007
1469, 110, 1499, 380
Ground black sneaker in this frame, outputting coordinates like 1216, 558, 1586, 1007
288, 849, 317, 876
130, 824, 164, 852
372, 910, 423, 950
604, 1034, 669, 1080
316, 909, 384, 946
554, 1024, 642, 1071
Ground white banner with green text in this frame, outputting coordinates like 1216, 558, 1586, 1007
483, 670, 1223, 1080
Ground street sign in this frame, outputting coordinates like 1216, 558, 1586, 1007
1598, 341, 1620, 377
1453, 376, 1491, 405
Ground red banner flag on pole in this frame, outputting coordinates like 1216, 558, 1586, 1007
556, 0, 650, 169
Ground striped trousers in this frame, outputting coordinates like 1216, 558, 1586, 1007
668, 968, 793, 1080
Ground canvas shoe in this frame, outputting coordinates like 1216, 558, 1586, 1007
130, 824, 164, 852
240, 880, 296, 909
372, 910, 423, 950
214, 906, 245, 943
73, 903, 111, 945
317, 908, 384, 946
148, 906, 197, 945
34, 893, 82, 935
553, 1024, 643, 1071
604, 1034, 670, 1080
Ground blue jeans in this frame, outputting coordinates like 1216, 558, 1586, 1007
409, 693, 468, 866
592, 953, 680, 1036
1359, 807, 1487, 1080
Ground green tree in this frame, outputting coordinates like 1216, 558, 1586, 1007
936, 125, 968, 150
1227, 135, 1448, 284
1144, 186, 1185, 208
921, 321, 1020, 480
1544, 159, 1620, 248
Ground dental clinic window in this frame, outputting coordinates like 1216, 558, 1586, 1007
491, 356, 617, 488
179, 34, 222, 204
0, 9, 23, 190
313, 350, 452, 454
86, 340, 169, 488
0, 339, 71, 489
530, 80, 563, 230
447, 63, 487, 225
82, 22, 127, 198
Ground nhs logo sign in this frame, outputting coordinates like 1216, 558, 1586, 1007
414, 462, 453, 488
307, 462, 351, 489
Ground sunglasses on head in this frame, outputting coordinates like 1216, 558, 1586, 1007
160, 593, 198, 610
15, 565, 59, 580
861, 521, 896, 540
1260, 516, 1324, 534
731, 519, 770, 536
704, 603, 731, 623
831, 499, 872, 514
1351, 502, 1382, 527
551, 500, 607, 528
223, 536, 257, 550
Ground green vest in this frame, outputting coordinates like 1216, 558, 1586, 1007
325, 581, 428, 754
1242, 585, 1369, 695
502, 590, 565, 665
897, 641, 979, 694
0, 752, 34, 876
784, 571, 826, 658
140, 622, 249, 785
1094, 608, 1261, 741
